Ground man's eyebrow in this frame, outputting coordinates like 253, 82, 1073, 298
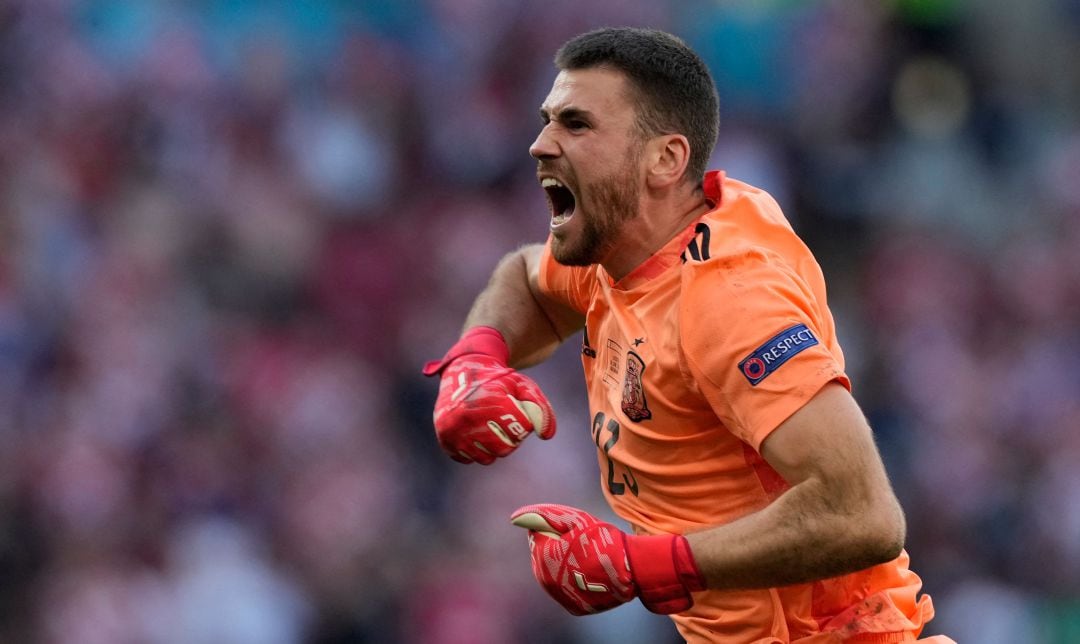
539, 106, 594, 123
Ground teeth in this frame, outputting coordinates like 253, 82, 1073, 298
541, 177, 563, 188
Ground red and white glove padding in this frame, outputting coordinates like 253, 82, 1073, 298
510, 503, 707, 616
422, 326, 555, 464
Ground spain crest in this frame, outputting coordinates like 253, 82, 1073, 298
621, 350, 652, 422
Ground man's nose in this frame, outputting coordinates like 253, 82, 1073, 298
529, 125, 559, 160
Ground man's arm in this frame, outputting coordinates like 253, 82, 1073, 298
508, 381, 905, 615
685, 381, 906, 588
463, 243, 585, 368
423, 243, 585, 464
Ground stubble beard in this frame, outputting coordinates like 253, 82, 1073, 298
551, 147, 642, 267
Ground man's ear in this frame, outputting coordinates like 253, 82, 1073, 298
645, 134, 691, 189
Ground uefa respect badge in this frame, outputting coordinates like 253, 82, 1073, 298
738, 323, 819, 386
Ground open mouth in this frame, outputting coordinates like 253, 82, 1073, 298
541, 177, 577, 228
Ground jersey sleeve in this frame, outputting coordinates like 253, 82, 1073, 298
679, 249, 850, 451
536, 237, 595, 314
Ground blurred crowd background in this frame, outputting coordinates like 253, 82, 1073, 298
0, 0, 1077, 642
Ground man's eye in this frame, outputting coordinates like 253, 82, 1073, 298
567, 120, 588, 131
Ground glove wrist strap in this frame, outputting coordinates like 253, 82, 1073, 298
626, 534, 707, 615
422, 326, 510, 375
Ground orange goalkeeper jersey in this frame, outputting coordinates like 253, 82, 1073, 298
538, 171, 935, 643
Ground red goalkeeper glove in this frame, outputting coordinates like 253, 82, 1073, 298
510, 503, 706, 616
422, 326, 555, 464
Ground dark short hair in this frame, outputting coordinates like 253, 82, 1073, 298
555, 27, 720, 185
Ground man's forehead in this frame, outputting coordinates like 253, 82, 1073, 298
541, 67, 632, 114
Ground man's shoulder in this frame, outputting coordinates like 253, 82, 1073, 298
679, 173, 808, 272
676, 213, 794, 271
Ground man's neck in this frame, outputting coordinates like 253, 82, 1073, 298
601, 189, 711, 282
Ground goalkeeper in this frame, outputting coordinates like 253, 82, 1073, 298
424, 27, 953, 644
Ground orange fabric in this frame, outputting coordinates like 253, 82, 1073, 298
537, 172, 940, 642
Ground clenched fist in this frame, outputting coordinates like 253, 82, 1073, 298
422, 326, 555, 464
